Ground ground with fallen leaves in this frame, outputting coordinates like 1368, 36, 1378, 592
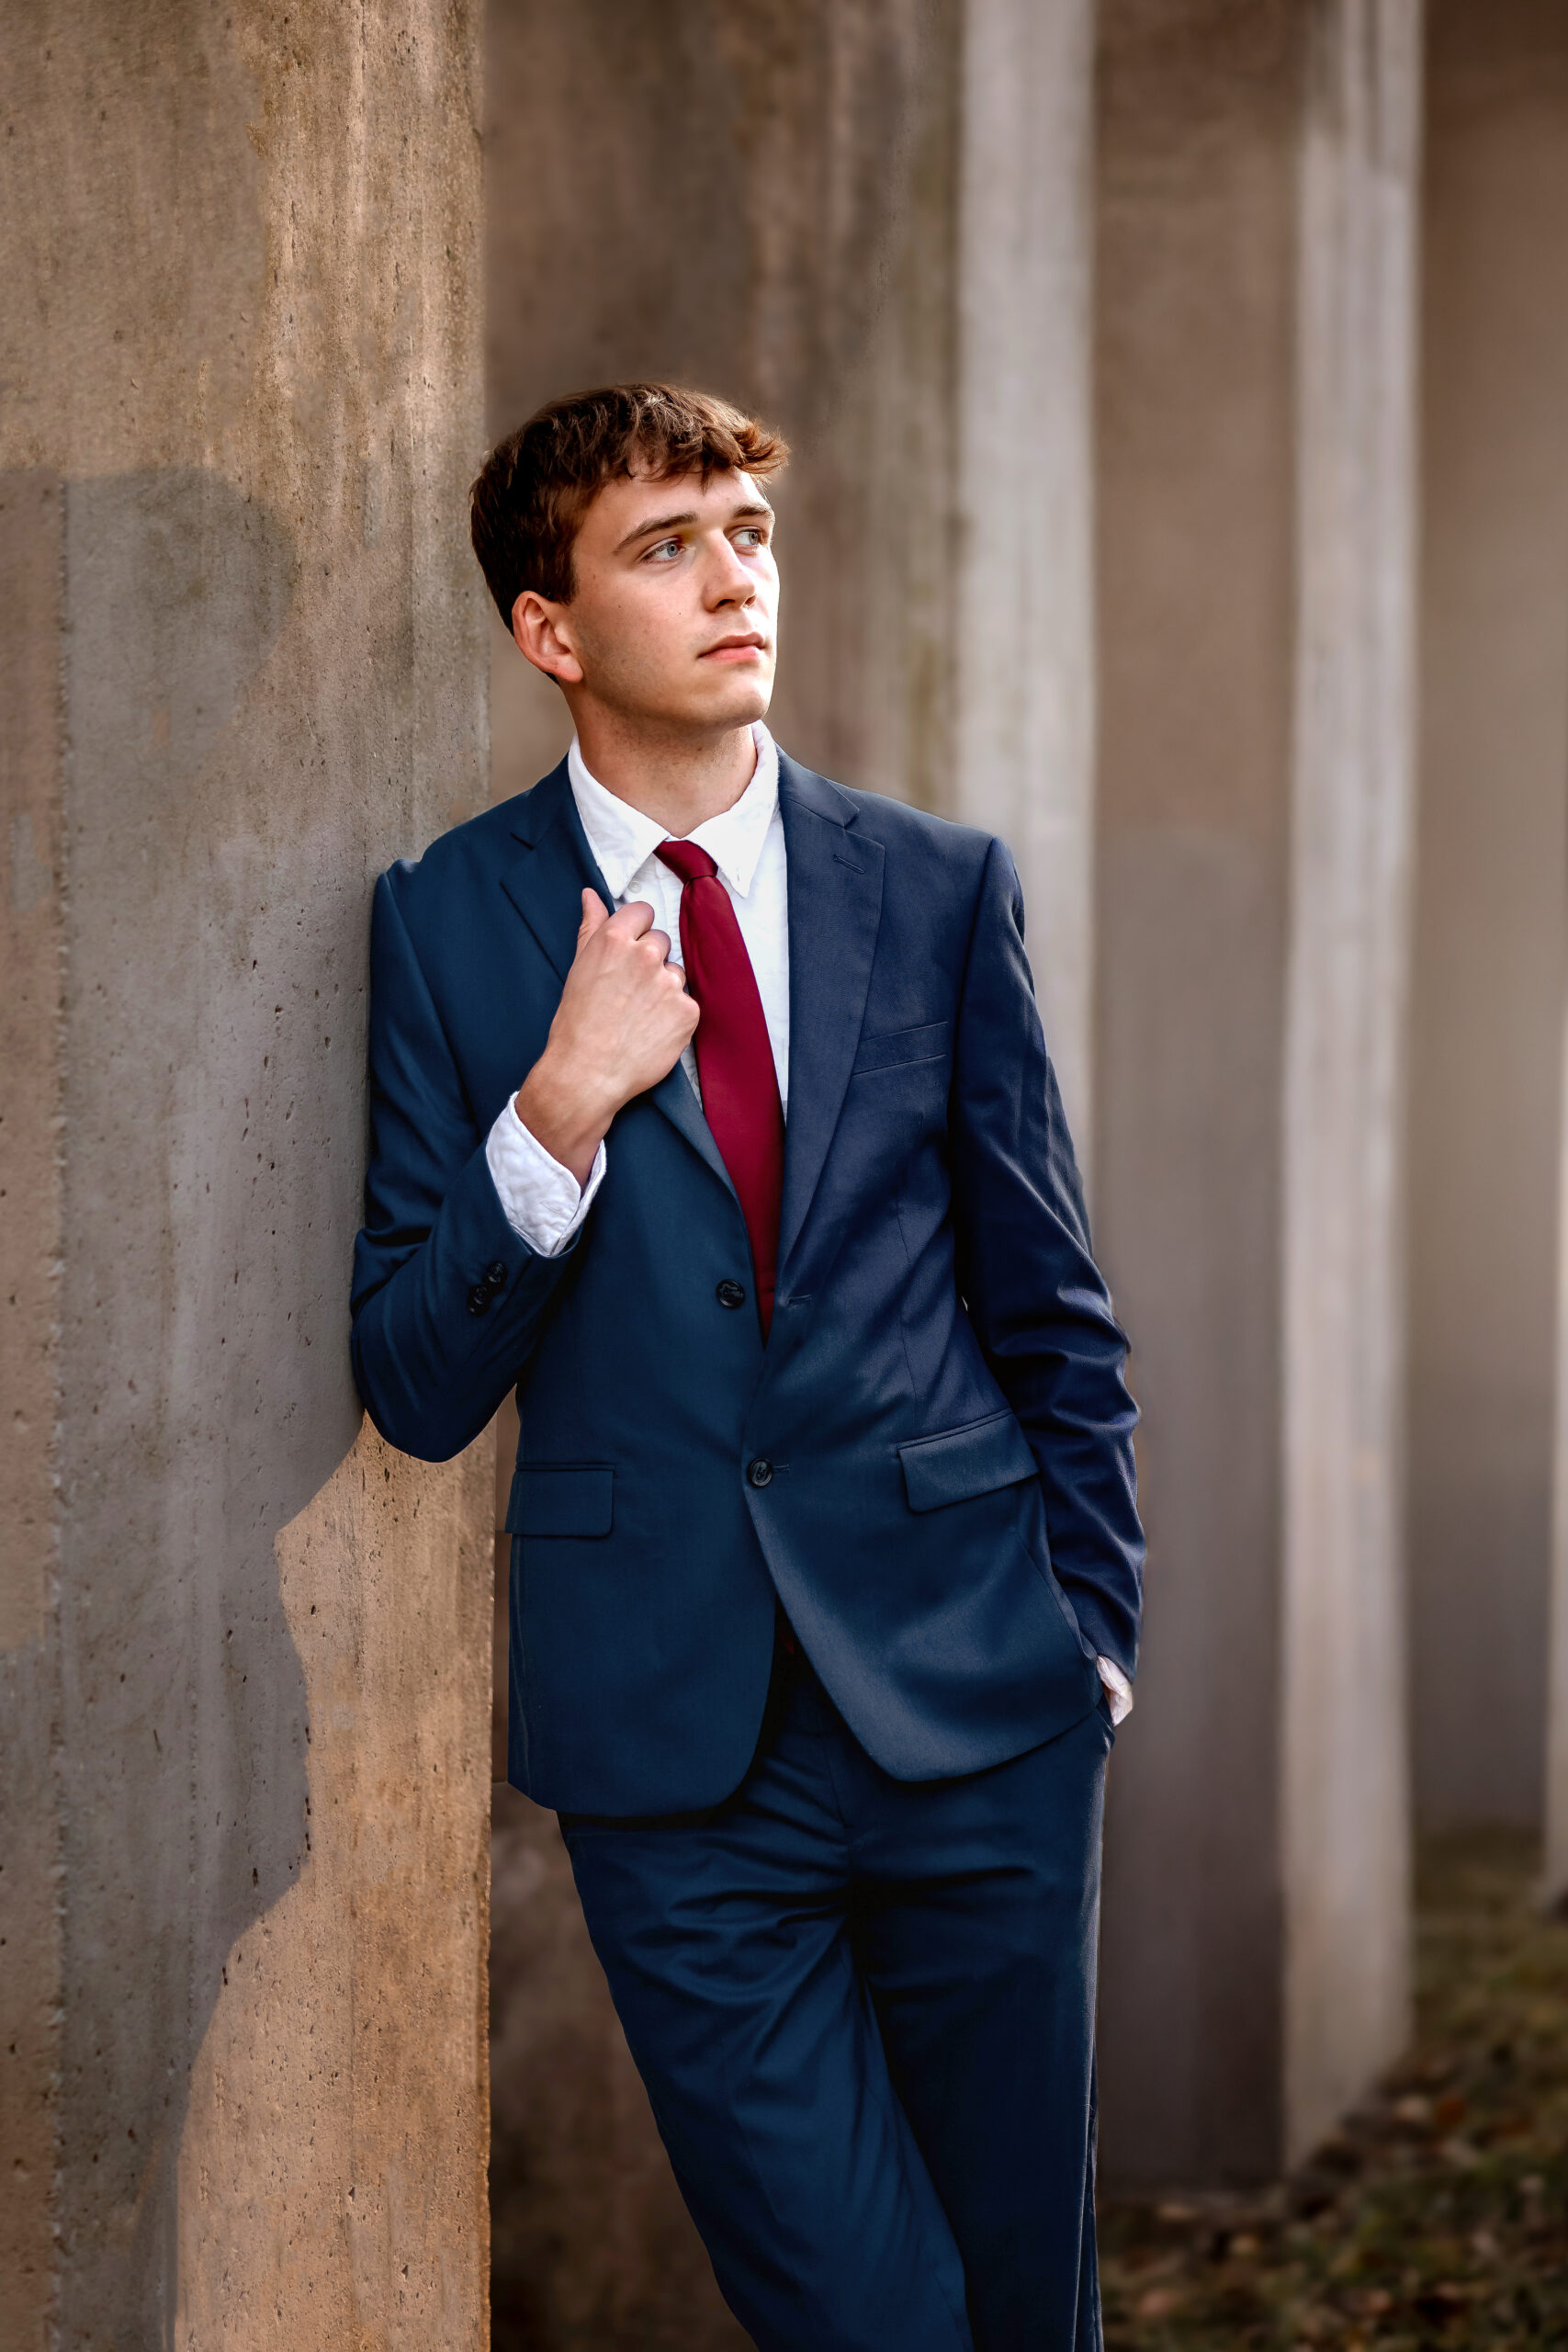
1099, 1833, 1568, 2349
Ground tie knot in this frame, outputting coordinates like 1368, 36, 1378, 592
656, 838, 719, 888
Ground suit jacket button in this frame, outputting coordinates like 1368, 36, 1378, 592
467, 1283, 491, 1316
747, 1458, 773, 1489
485, 1261, 508, 1291
716, 1279, 746, 1310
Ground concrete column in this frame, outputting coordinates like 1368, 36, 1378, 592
956, 0, 1098, 1143
1282, 0, 1421, 2161
1409, 1, 1568, 1845
1094, 0, 1420, 2183
0, 6, 491, 2344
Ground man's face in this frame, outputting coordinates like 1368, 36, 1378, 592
513, 466, 779, 736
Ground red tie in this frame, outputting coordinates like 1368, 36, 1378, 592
656, 840, 784, 1336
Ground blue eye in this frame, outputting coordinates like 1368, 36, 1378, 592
648, 538, 681, 561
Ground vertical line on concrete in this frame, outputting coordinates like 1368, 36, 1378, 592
1282, 0, 1421, 2165
956, 0, 1098, 1165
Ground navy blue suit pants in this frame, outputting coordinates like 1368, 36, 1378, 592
560, 1647, 1111, 2352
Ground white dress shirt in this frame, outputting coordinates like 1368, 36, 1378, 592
482, 723, 1132, 1724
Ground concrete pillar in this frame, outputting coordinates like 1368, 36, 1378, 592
1094, 0, 1420, 2182
0, 6, 492, 2344
482, 0, 1098, 2317
1282, 0, 1421, 2157
956, 0, 1098, 1143
1409, 1, 1568, 1846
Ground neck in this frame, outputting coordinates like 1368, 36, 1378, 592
569, 707, 760, 836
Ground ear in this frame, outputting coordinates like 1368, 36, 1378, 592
512, 589, 584, 687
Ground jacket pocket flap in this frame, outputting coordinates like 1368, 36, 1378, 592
897, 1411, 1036, 1513
852, 1021, 950, 1077
506, 1466, 614, 1538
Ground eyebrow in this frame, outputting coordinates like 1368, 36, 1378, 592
613, 500, 774, 556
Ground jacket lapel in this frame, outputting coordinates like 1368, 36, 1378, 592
498, 762, 735, 1200
499, 761, 599, 980
649, 1051, 737, 1203
777, 756, 885, 1275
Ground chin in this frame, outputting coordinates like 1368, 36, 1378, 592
694, 675, 771, 732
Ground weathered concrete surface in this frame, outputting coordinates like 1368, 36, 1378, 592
482, 0, 1100, 2322
1094, 0, 1418, 2183
0, 5, 492, 2343
173, 1428, 492, 2346
1409, 0, 1568, 1840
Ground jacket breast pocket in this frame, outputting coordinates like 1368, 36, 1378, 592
897, 1409, 1037, 1513
506, 1465, 614, 1539
851, 1021, 951, 1078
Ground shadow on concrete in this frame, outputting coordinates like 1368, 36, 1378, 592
37, 467, 367, 2347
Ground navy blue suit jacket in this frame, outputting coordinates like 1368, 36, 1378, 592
350, 753, 1144, 1815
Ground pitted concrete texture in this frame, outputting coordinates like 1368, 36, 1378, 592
0, 4, 491, 2342
174, 1425, 492, 2346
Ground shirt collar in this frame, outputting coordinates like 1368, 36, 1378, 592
567, 724, 780, 902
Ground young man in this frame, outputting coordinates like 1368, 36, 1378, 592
351, 382, 1143, 2352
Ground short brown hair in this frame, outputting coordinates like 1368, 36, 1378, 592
469, 381, 789, 620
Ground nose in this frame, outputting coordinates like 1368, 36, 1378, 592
705, 531, 758, 608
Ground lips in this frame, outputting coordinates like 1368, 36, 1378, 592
700, 635, 768, 658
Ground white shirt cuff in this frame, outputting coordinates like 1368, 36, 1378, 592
485, 1094, 606, 1257
1096, 1656, 1134, 1725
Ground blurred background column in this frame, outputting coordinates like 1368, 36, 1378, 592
0, 5, 491, 2343
955, 0, 1098, 1147
1408, 6, 1568, 1874
1282, 0, 1421, 2165
1093, 0, 1421, 2183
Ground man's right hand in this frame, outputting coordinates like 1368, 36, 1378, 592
513, 889, 700, 1186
